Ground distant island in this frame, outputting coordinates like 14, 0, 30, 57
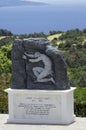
0, 0, 48, 7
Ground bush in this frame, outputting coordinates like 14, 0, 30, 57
63, 49, 86, 68
74, 87, 86, 117
0, 92, 8, 113
83, 28, 86, 33
0, 45, 12, 74
49, 30, 63, 35
0, 29, 13, 36
67, 66, 86, 87
74, 102, 86, 117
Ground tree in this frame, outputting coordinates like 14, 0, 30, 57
0, 29, 13, 36
83, 28, 86, 33
49, 30, 63, 35
0, 45, 12, 74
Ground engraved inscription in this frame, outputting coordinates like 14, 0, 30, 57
13, 94, 61, 119
18, 103, 56, 115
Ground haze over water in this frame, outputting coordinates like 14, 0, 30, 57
0, 0, 86, 34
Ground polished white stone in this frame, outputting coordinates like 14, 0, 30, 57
5, 88, 76, 124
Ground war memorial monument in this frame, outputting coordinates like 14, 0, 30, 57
5, 38, 75, 124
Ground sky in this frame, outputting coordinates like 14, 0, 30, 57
28, 0, 86, 5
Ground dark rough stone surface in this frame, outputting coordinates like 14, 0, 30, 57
11, 38, 70, 90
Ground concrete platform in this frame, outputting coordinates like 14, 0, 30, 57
0, 114, 86, 130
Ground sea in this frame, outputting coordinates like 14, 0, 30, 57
0, 4, 86, 34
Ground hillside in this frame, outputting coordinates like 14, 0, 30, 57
47, 29, 86, 87
0, 29, 86, 116
47, 33, 62, 41
0, 36, 7, 40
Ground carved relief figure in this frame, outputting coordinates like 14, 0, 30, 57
12, 38, 70, 90
23, 52, 55, 84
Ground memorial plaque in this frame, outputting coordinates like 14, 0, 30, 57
13, 93, 61, 122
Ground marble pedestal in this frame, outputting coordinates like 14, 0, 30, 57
5, 88, 75, 125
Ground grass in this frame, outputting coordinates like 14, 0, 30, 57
0, 36, 7, 40
47, 33, 62, 41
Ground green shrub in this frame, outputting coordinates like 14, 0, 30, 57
74, 87, 86, 117
0, 84, 8, 113
0, 29, 13, 36
74, 102, 86, 117
67, 66, 86, 87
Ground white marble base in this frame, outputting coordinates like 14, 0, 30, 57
5, 88, 76, 125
